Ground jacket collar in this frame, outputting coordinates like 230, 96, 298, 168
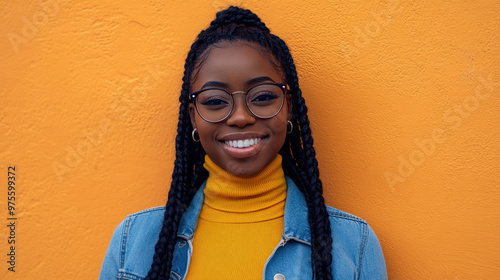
282, 176, 311, 244
177, 176, 311, 245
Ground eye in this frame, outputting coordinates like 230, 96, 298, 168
247, 84, 283, 106
197, 89, 232, 109
201, 98, 229, 106
251, 93, 279, 102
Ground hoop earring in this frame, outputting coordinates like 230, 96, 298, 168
287, 120, 293, 134
192, 128, 200, 143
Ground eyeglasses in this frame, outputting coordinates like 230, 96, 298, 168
190, 83, 288, 123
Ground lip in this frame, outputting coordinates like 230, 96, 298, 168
218, 132, 268, 141
218, 133, 268, 159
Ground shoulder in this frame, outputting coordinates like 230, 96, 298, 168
325, 205, 366, 224
116, 206, 166, 253
116, 206, 166, 240
125, 205, 166, 218
324, 205, 388, 279
324, 204, 377, 252
99, 206, 165, 279
324, 205, 371, 252
121, 206, 166, 226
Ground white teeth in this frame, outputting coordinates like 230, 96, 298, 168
225, 138, 262, 148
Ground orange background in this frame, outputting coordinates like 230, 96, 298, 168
1, 0, 499, 279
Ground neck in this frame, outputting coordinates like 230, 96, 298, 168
201, 155, 287, 223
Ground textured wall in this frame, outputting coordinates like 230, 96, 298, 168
1, 0, 499, 279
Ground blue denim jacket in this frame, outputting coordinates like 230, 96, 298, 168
99, 177, 387, 280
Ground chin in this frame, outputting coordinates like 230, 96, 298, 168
223, 160, 262, 178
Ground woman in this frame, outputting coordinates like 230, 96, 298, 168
100, 6, 387, 280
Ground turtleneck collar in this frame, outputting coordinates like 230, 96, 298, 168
201, 154, 287, 223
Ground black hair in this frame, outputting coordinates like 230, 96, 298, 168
145, 6, 333, 280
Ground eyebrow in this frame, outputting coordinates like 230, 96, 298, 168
200, 76, 276, 89
200, 81, 228, 89
246, 76, 275, 86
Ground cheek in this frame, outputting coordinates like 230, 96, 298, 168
193, 117, 214, 145
197, 126, 215, 144
198, 131, 216, 156
196, 128, 226, 161
268, 112, 288, 136
266, 113, 288, 152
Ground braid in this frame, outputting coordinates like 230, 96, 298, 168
209, 6, 270, 33
144, 37, 207, 280
277, 40, 334, 279
146, 6, 333, 279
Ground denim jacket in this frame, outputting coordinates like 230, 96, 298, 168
99, 177, 387, 280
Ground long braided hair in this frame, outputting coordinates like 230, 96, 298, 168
145, 6, 333, 280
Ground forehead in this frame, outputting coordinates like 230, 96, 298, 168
192, 42, 283, 89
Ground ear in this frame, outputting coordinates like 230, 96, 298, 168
188, 102, 197, 129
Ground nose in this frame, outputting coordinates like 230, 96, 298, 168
225, 94, 256, 127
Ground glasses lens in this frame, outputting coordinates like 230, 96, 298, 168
246, 84, 284, 118
196, 89, 233, 122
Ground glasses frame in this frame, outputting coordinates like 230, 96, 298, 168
190, 82, 289, 123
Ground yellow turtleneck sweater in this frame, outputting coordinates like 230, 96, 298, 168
185, 155, 287, 280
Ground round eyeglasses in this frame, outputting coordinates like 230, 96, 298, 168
190, 83, 288, 123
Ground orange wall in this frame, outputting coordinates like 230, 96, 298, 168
1, 0, 499, 279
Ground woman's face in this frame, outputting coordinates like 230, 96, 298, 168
189, 42, 292, 177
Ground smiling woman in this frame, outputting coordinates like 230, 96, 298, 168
99, 6, 387, 280
189, 42, 291, 177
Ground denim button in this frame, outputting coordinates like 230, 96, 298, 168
177, 240, 187, 248
274, 274, 285, 280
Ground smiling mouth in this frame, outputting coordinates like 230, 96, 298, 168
224, 138, 263, 148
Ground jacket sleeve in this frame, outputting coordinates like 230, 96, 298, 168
99, 220, 125, 280
359, 224, 388, 280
